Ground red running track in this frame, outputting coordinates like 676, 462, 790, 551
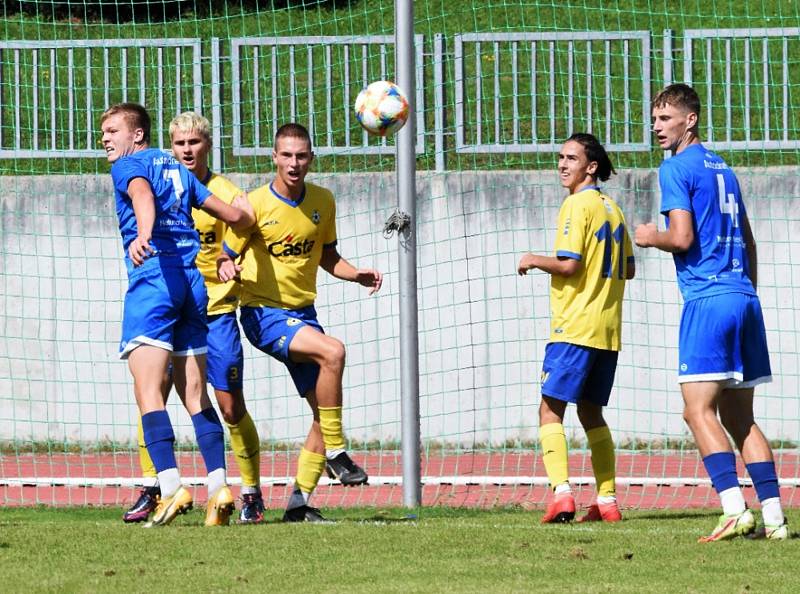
2, 451, 798, 510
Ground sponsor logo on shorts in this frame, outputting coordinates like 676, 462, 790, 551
680, 363, 688, 372
278, 336, 287, 349
286, 318, 301, 327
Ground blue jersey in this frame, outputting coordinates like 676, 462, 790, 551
111, 148, 211, 274
658, 144, 756, 302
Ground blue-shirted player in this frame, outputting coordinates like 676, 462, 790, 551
635, 84, 787, 541
100, 103, 255, 527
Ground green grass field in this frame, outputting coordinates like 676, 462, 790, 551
1, 506, 798, 593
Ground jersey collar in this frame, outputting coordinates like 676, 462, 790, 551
269, 182, 306, 207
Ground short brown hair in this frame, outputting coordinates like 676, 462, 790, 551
100, 103, 151, 144
274, 122, 312, 150
652, 84, 701, 124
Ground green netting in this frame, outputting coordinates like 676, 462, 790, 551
1, 1, 798, 510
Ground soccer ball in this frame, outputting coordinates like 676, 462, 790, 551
354, 80, 410, 137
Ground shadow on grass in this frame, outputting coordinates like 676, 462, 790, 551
627, 509, 719, 521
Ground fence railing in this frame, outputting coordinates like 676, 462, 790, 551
1, 28, 799, 168
453, 31, 652, 154
0, 39, 202, 159
229, 35, 426, 157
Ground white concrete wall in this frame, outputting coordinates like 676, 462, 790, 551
1, 168, 798, 446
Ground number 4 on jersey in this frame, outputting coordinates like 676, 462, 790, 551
717, 173, 739, 228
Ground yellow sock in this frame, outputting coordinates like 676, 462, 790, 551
539, 422, 569, 490
295, 447, 327, 494
227, 412, 261, 488
587, 425, 616, 498
318, 406, 346, 452
137, 417, 157, 479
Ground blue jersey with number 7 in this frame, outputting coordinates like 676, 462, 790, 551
658, 144, 756, 302
111, 148, 211, 274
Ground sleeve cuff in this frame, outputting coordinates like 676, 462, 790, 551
323, 240, 338, 249
222, 242, 240, 259
556, 250, 581, 261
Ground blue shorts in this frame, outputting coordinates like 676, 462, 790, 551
207, 311, 244, 392
679, 293, 772, 388
240, 305, 322, 397
119, 265, 208, 359
540, 342, 619, 406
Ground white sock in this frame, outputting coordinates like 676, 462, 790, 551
719, 486, 746, 515
761, 497, 784, 526
157, 468, 181, 499
597, 495, 616, 505
326, 448, 345, 460
241, 485, 260, 495
207, 468, 227, 498
554, 483, 572, 496
142, 477, 158, 488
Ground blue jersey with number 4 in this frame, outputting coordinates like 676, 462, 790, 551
112, 148, 211, 274
659, 144, 756, 302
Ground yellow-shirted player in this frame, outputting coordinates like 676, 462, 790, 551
124, 112, 265, 525
219, 123, 382, 522
518, 132, 635, 524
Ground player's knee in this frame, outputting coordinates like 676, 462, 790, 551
320, 337, 346, 370
577, 405, 604, 430
719, 408, 753, 438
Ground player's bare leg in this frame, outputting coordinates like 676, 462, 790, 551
128, 345, 193, 526
124, 368, 171, 523
576, 401, 621, 522
173, 354, 233, 526
290, 327, 368, 486
719, 388, 787, 539
682, 381, 755, 541
538, 397, 575, 523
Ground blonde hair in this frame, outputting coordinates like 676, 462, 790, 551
169, 111, 212, 143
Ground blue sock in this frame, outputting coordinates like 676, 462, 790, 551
746, 461, 780, 502
192, 408, 226, 473
702, 452, 739, 494
141, 410, 177, 473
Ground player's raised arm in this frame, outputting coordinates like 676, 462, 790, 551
320, 246, 383, 295
127, 177, 157, 266
201, 192, 255, 231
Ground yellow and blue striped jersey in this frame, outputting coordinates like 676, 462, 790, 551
222, 181, 337, 310
550, 187, 633, 351
191, 172, 243, 315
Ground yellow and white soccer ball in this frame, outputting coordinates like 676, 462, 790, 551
354, 80, 409, 137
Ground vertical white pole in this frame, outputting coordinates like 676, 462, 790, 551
395, 0, 421, 508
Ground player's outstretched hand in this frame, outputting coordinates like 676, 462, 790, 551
232, 193, 256, 228
217, 254, 242, 283
355, 268, 383, 295
634, 223, 657, 248
128, 234, 155, 267
517, 253, 537, 275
